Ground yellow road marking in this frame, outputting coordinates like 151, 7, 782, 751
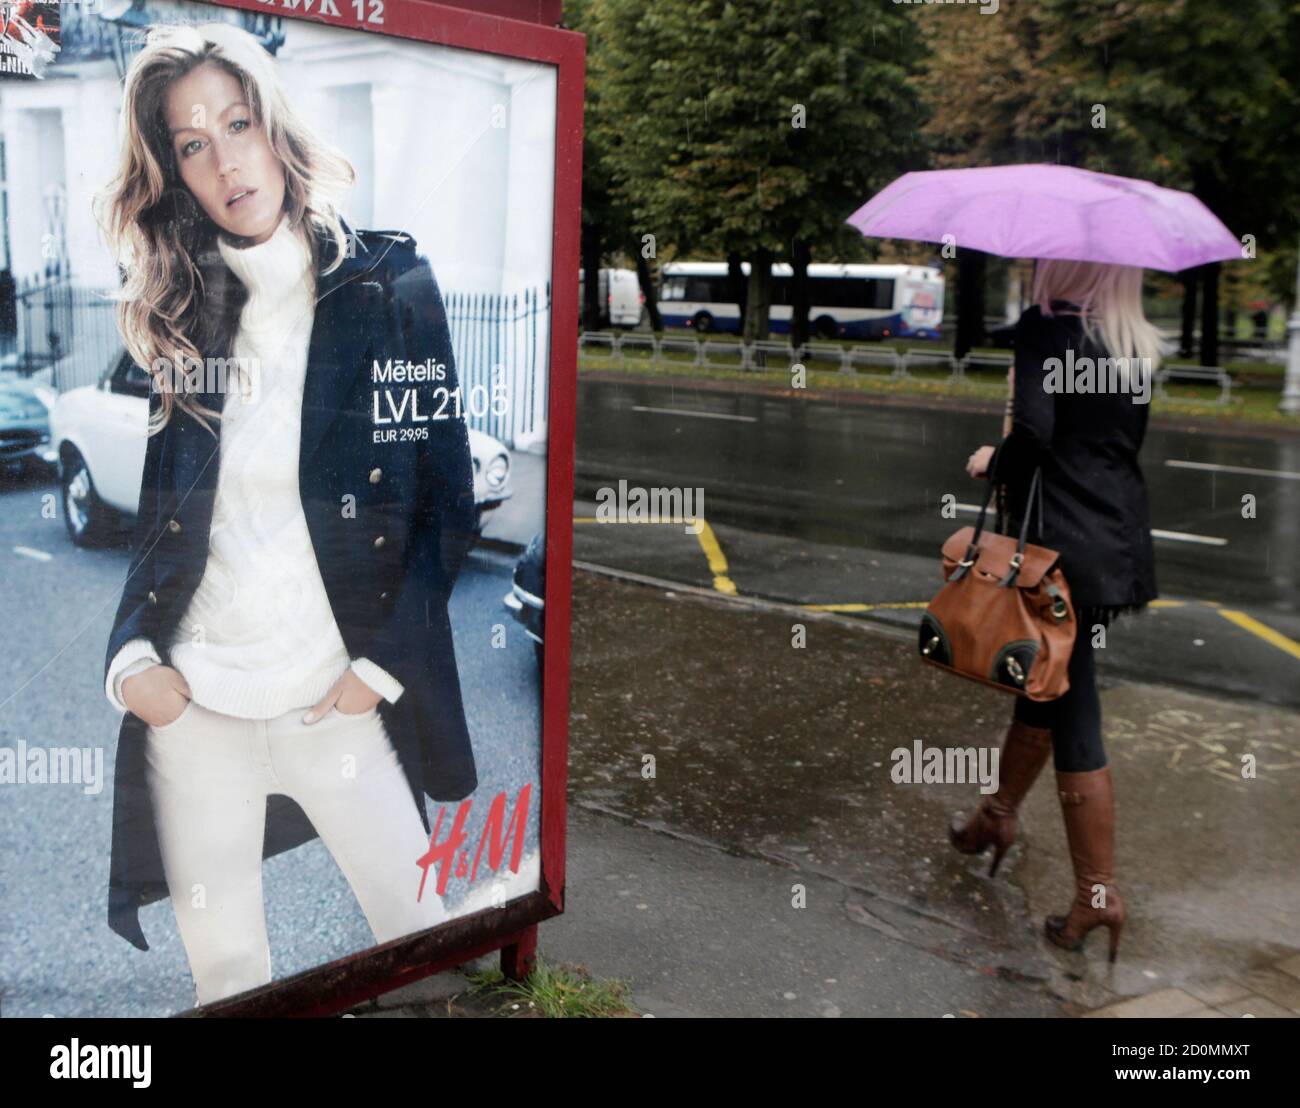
693, 520, 737, 595
803, 601, 930, 613
1217, 610, 1300, 662
573, 515, 735, 595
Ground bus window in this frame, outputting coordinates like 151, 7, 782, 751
685, 277, 706, 301
816, 278, 859, 308
796, 275, 897, 310
867, 278, 895, 310
662, 277, 687, 301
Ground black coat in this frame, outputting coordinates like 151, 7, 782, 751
989, 301, 1159, 618
103, 218, 478, 951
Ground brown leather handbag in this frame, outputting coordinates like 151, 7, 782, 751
919, 466, 1077, 701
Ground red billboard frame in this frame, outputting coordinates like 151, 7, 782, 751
163, 0, 583, 1017
421, 0, 564, 23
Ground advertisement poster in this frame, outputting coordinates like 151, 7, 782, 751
1, 0, 557, 1015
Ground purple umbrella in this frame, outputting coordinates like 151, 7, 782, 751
846, 164, 1240, 273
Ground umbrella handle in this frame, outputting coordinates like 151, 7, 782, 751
1001, 364, 1014, 438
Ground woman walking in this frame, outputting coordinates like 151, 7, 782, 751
950, 258, 1162, 962
97, 23, 478, 1006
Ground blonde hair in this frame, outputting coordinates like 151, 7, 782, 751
95, 22, 355, 435
1032, 259, 1167, 372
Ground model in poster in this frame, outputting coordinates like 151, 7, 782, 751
97, 22, 479, 1006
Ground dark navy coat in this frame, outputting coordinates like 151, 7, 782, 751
990, 301, 1159, 617
103, 218, 478, 950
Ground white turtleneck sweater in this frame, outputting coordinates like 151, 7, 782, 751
105, 214, 403, 717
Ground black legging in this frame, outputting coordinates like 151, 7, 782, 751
1013, 631, 1106, 772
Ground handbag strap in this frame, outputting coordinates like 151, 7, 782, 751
949, 449, 1002, 582
951, 456, 1044, 587
996, 467, 1042, 587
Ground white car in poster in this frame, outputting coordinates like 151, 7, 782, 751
51, 349, 512, 547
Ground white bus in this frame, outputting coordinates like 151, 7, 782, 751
658, 262, 945, 341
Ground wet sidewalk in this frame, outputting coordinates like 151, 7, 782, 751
357, 568, 1299, 1018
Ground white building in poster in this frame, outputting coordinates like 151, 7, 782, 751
0, 0, 554, 448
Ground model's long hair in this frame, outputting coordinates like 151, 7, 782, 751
1032, 259, 1167, 372
95, 22, 355, 435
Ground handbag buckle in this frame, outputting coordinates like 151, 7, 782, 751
1005, 656, 1026, 685
997, 550, 1026, 587
921, 635, 941, 656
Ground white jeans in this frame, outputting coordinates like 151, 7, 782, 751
145, 699, 447, 1007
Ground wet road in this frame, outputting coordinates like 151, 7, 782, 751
574, 377, 1300, 709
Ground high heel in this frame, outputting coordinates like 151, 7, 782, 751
948, 720, 1052, 875
987, 841, 1009, 879
1044, 765, 1126, 962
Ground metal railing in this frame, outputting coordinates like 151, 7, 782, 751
578, 331, 1239, 406
578, 330, 995, 379
443, 284, 551, 450
1154, 365, 1233, 406
12, 277, 121, 390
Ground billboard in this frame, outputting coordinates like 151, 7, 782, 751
0, 0, 579, 1016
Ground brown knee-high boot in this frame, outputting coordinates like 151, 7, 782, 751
1045, 765, 1126, 962
949, 720, 1053, 877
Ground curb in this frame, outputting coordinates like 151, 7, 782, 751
570, 557, 915, 642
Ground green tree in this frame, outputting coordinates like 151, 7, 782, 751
589, 0, 924, 344
1101, 0, 1300, 366
916, 1, 1153, 354
916, 0, 1300, 366
570, 0, 666, 332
